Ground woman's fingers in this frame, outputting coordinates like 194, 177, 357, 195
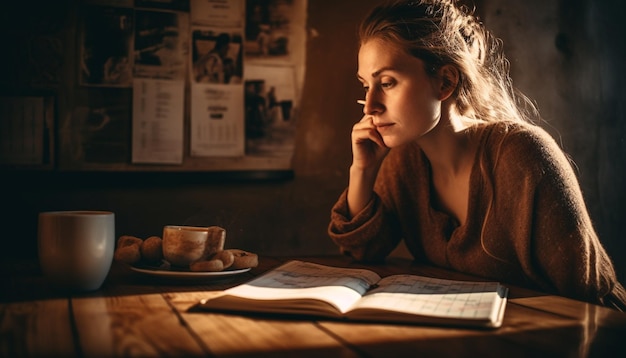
351, 115, 390, 169
352, 115, 386, 148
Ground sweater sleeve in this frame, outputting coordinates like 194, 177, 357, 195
328, 185, 402, 262
495, 125, 626, 309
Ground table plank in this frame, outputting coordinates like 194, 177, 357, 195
166, 290, 361, 357
0, 299, 75, 357
72, 293, 205, 357
311, 300, 583, 357
304, 295, 626, 358
509, 296, 626, 356
319, 321, 531, 357
4, 255, 626, 357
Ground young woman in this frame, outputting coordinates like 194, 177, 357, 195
328, 0, 626, 310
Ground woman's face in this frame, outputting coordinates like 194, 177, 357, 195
357, 38, 442, 148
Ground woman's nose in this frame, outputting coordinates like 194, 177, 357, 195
363, 96, 382, 115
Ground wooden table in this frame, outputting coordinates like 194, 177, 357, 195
2, 255, 625, 357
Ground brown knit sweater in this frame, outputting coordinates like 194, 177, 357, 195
329, 121, 626, 310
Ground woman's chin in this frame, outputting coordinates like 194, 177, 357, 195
380, 135, 401, 148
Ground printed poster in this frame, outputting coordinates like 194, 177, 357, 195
190, 84, 245, 157
132, 78, 185, 164
190, 0, 244, 27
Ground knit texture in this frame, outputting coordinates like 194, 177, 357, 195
329, 121, 626, 310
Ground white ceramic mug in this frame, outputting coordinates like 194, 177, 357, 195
38, 211, 115, 291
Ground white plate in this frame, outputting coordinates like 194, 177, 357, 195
129, 265, 251, 280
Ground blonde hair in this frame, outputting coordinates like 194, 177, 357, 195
359, 0, 539, 125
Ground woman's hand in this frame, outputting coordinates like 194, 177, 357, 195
351, 114, 390, 171
347, 114, 390, 217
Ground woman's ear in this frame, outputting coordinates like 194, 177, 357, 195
437, 65, 460, 101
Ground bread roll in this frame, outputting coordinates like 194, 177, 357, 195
140, 236, 163, 263
228, 249, 259, 269
117, 235, 142, 248
190, 259, 224, 272
114, 244, 141, 264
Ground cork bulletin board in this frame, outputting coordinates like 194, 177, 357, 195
3, 0, 307, 176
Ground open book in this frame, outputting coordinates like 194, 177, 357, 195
198, 260, 508, 328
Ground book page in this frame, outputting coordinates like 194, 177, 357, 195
223, 260, 381, 314
351, 274, 506, 321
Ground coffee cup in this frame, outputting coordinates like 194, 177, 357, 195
162, 225, 225, 267
38, 211, 115, 292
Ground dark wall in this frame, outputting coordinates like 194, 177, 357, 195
479, 0, 626, 282
2, 0, 624, 283
0, 0, 371, 261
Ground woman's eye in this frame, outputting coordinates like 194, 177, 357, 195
381, 82, 393, 88
363, 86, 370, 93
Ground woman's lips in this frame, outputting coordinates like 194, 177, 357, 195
375, 123, 394, 131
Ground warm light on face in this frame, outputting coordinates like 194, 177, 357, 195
357, 39, 442, 148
